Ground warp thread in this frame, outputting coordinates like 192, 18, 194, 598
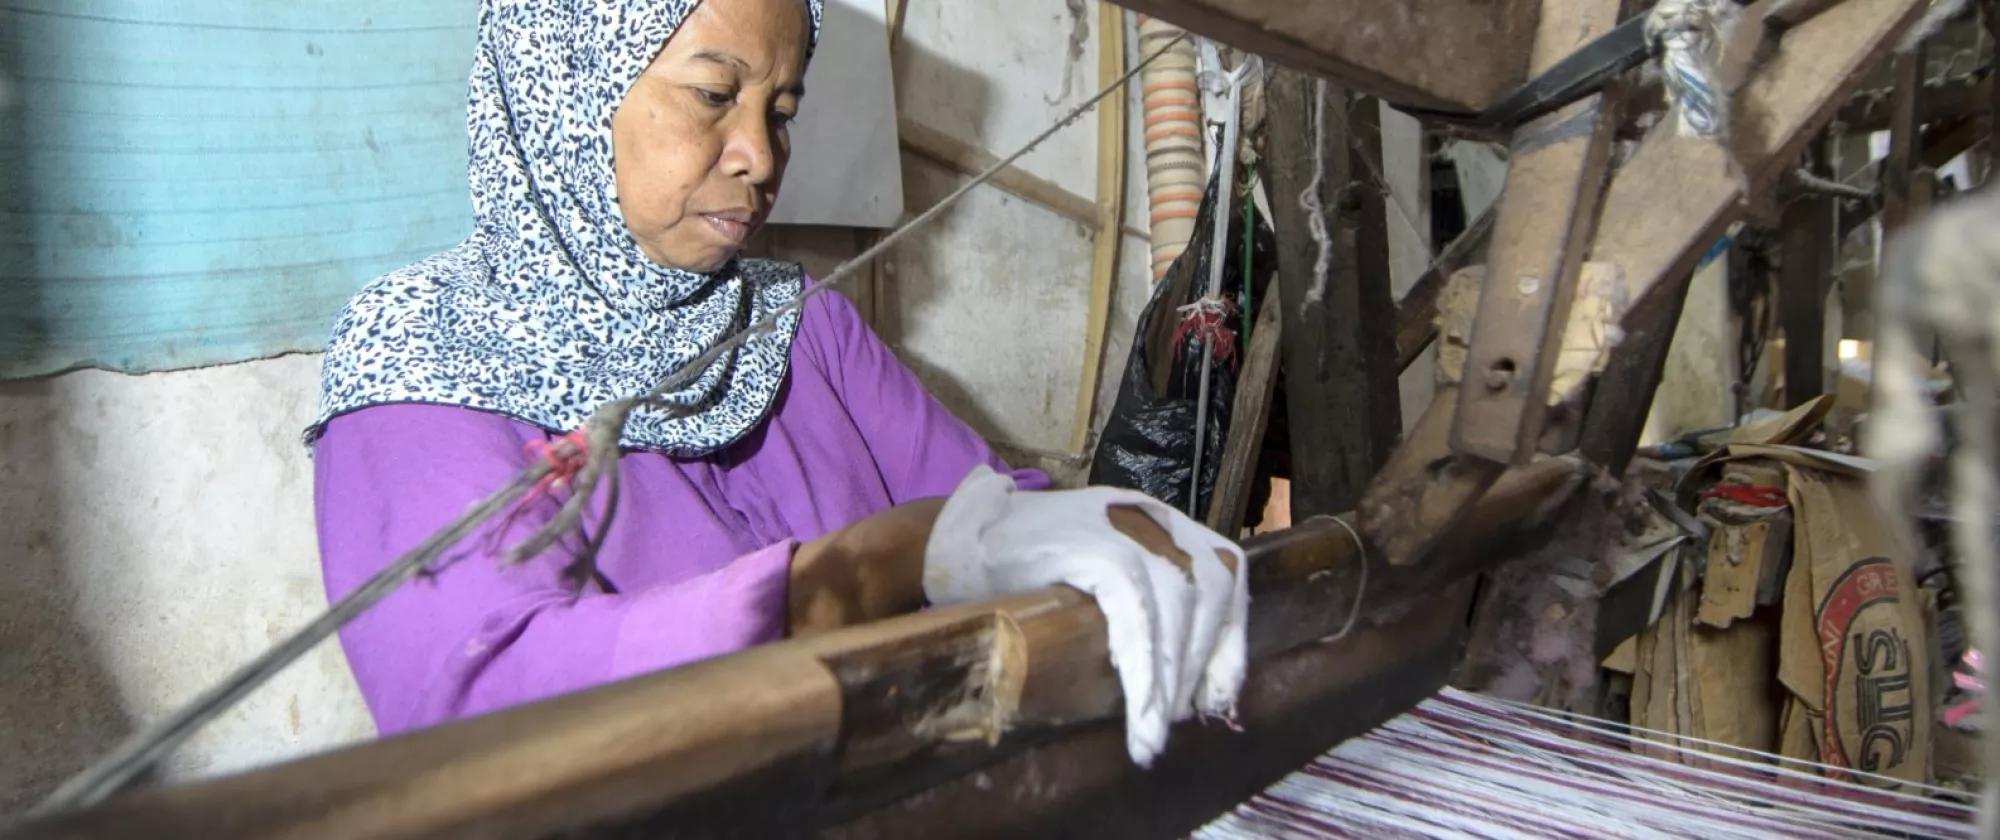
1298, 77, 1334, 311
1199, 688, 1979, 839
1645, 0, 1736, 141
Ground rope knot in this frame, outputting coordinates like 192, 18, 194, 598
1645, 0, 1735, 140
1173, 295, 1241, 367
528, 429, 590, 494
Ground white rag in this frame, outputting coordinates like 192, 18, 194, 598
923, 465, 1250, 766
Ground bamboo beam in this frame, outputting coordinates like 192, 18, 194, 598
1069, 5, 1130, 455
15, 457, 1587, 840
1106, 0, 1539, 114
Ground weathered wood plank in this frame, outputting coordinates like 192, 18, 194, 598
1109, 0, 1539, 113
1393, 205, 1496, 372
1592, 0, 1927, 346
1449, 0, 1627, 465
1360, 0, 1622, 566
1204, 288, 1284, 537
1266, 74, 1402, 518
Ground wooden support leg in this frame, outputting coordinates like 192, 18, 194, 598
1989, 0, 2000, 184
1266, 73, 1401, 518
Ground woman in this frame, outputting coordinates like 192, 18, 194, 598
311, 0, 1243, 767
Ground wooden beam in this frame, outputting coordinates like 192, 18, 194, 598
16, 456, 1588, 840
1579, 0, 1928, 470
1835, 73, 1992, 132
1393, 204, 1496, 372
1204, 287, 1283, 537
1266, 75, 1401, 518
1361, 0, 1623, 566
1449, 0, 1626, 465
1107, 0, 1539, 113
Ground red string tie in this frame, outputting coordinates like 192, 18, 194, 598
527, 429, 590, 498
1699, 482, 1787, 508
1172, 295, 1240, 368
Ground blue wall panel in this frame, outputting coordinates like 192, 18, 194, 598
0, 1, 475, 376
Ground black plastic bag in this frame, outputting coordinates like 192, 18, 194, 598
1088, 172, 1276, 517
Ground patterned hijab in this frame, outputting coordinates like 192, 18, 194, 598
311, 0, 825, 456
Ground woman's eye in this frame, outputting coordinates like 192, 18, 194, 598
695, 88, 733, 107
772, 111, 797, 129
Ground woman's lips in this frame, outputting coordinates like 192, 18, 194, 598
701, 212, 754, 245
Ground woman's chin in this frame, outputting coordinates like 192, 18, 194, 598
646, 246, 737, 275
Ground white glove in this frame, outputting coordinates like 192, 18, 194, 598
923, 465, 1249, 766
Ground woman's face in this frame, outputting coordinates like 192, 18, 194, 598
612, 0, 808, 272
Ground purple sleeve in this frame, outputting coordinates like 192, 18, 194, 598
800, 288, 1051, 499
314, 405, 793, 735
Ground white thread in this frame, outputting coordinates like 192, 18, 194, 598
1299, 77, 1333, 311
1897, 0, 1969, 53
1646, 0, 1735, 140
1197, 688, 1979, 839
1325, 515, 1368, 641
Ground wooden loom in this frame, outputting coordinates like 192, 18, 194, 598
12, 0, 1978, 836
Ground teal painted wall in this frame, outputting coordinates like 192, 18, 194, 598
0, 2, 475, 377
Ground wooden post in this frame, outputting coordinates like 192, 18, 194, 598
1265, 72, 1401, 517
1780, 150, 1836, 407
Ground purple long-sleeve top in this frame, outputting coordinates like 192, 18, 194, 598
315, 289, 1048, 734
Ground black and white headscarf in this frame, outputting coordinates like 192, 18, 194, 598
311, 0, 825, 456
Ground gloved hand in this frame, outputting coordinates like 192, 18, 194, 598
923, 465, 1249, 766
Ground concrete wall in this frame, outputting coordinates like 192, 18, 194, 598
0, 356, 375, 814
